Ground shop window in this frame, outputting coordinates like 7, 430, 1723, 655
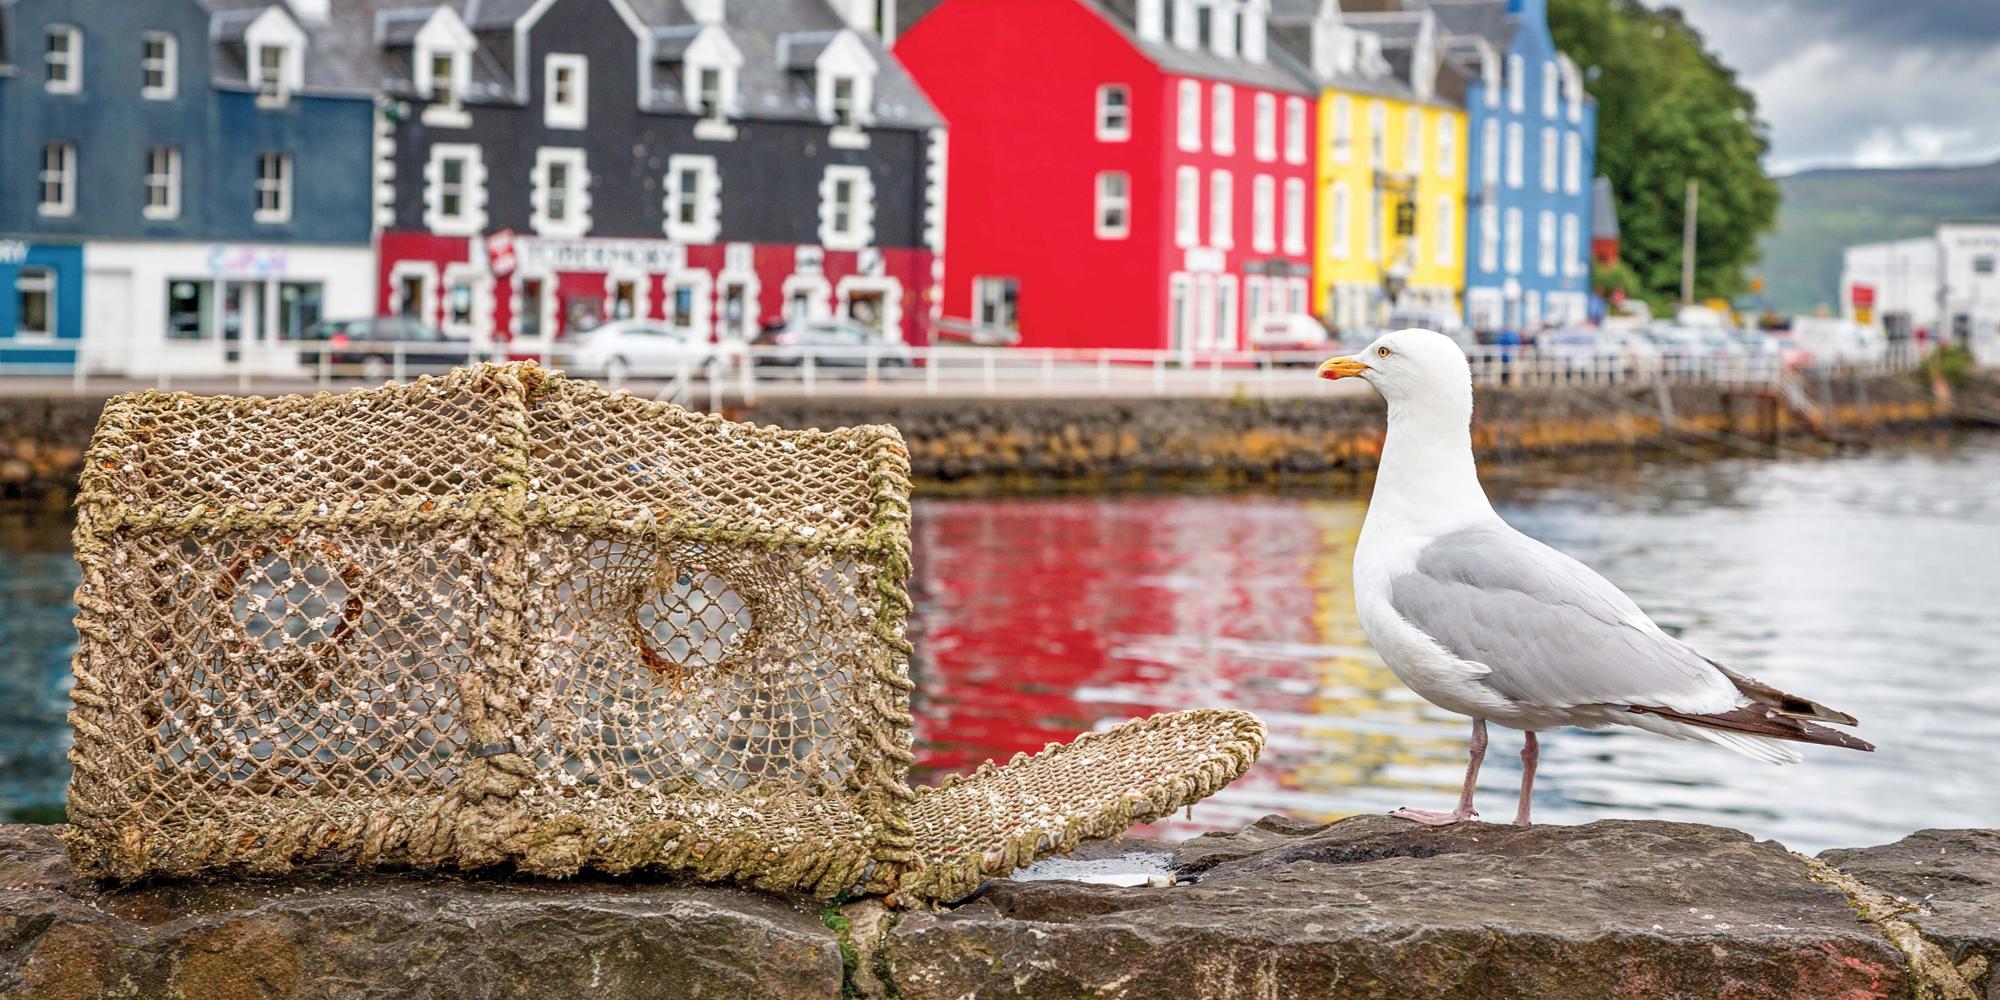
612, 280, 638, 321
167, 279, 213, 341
671, 282, 696, 329
278, 282, 323, 340
15, 268, 55, 339
447, 280, 475, 328
521, 279, 546, 339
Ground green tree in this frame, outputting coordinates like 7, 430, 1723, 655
1550, 0, 1780, 311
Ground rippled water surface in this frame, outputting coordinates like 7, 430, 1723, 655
2, 434, 1997, 851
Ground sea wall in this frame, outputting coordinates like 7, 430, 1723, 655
0, 369, 1972, 503
0, 817, 1992, 999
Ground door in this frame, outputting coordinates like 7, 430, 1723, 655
222, 281, 265, 365
721, 281, 749, 343
83, 270, 134, 375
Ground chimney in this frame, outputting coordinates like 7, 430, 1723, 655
289, 0, 330, 23
686, 0, 725, 25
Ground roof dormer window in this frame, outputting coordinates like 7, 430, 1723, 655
431, 52, 456, 105
257, 46, 288, 103
45, 25, 81, 94
831, 75, 858, 126
411, 8, 476, 127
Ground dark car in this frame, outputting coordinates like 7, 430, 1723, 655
298, 317, 473, 379
751, 319, 913, 368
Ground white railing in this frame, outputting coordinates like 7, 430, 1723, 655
13, 339, 1932, 402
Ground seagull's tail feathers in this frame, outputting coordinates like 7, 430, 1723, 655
1626, 704, 1875, 762
1699, 657, 1861, 727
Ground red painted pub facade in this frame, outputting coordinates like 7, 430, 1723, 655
370, 0, 943, 350
898, 0, 1316, 353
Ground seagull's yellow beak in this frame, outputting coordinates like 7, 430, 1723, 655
1317, 356, 1369, 381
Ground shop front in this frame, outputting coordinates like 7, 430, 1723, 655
378, 232, 932, 352
79, 241, 374, 377
0, 239, 85, 371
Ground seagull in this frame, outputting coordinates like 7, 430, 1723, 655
1318, 329, 1872, 827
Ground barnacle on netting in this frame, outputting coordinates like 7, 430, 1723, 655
63, 363, 1263, 901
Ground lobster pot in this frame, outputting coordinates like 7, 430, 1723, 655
65, 363, 1264, 901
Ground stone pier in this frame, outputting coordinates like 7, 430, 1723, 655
1, 817, 1992, 999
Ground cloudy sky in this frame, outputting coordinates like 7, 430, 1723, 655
1645, 0, 2000, 175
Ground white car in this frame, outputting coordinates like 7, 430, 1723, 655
1249, 313, 1332, 353
559, 320, 719, 380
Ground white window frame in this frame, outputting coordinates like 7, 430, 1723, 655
1368, 189, 1382, 262
1282, 177, 1305, 255
255, 151, 292, 224
688, 61, 737, 120
1538, 209, 1557, 276
1542, 59, 1558, 117
38, 141, 75, 218
1177, 79, 1202, 152
1564, 131, 1582, 194
1253, 92, 1276, 161
1481, 118, 1499, 187
424, 143, 487, 235
45, 25, 81, 95
1252, 174, 1275, 253
1209, 169, 1233, 249
544, 54, 588, 130
1506, 122, 1524, 188
1562, 212, 1581, 277
1482, 51, 1500, 109
531, 147, 592, 238
142, 32, 177, 100
1217, 274, 1239, 350
1211, 83, 1235, 155
1096, 84, 1131, 141
818, 164, 874, 250
1330, 181, 1350, 260
1368, 102, 1386, 169
14, 268, 57, 341
1507, 53, 1524, 112
254, 44, 293, 106
1283, 97, 1307, 164
1541, 126, 1558, 192
144, 145, 181, 221
1404, 107, 1422, 174
828, 74, 861, 126
1435, 195, 1453, 266
1095, 171, 1130, 239
1479, 203, 1499, 273
1331, 95, 1351, 164
1437, 115, 1454, 177
664, 154, 723, 244
1504, 207, 1523, 274
1174, 165, 1200, 248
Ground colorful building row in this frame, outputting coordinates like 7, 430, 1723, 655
895, 0, 1597, 349
0, 0, 939, 376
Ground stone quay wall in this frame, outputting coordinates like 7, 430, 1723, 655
0, 817, 1992, 999
0, 370, 1972, 504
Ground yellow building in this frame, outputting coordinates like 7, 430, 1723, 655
1274, 7, 1468, 333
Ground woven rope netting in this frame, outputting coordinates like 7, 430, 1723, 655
64, 363, 1262, 900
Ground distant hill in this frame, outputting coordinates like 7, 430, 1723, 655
1753, 159, 2000, 315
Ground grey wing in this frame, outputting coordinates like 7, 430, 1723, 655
1388, 522, 1742, 713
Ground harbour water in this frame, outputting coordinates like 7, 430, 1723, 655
2, 432, 1996, 852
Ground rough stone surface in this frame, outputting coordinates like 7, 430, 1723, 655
885, 815, 1909, 1000
1824, 830, 2000, 998
0, 826, 843, 1000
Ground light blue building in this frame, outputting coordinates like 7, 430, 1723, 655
1432, 0, 1596, 333
0, 0, 377, 375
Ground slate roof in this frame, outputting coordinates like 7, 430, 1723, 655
194, 0, 939, 127
1087, 0, 1313, 93
637, 2, 940, 127
1265, 5, 1420, 102
1423, 0, 1514, 53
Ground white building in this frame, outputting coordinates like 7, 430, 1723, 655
1841, 220, 2000, 347
1839, 236, 1938, 338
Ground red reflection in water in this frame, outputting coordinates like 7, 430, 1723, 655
908, 494, 1413, 837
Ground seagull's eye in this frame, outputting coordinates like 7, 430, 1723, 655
1377, 346, 1392, 359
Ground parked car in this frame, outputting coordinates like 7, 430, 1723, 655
298, 317, 471, 379
1385, 307, 1478, 351
1248, 313, 1331, 364
558, 319, 721, 380
1789, 317, 1887, 366
751, 319, 913, 369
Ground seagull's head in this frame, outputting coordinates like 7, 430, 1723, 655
1317, 328, 1473, 413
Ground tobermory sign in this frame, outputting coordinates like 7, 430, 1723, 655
514, 237, 686, 275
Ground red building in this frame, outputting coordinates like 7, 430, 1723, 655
898, 0, 1316, 353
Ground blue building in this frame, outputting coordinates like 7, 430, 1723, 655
0, 0, 377, 375
1432, 0, 1596, 333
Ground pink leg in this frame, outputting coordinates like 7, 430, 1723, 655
1514, 731, 1539, 827
1392, 718, 1486, 826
